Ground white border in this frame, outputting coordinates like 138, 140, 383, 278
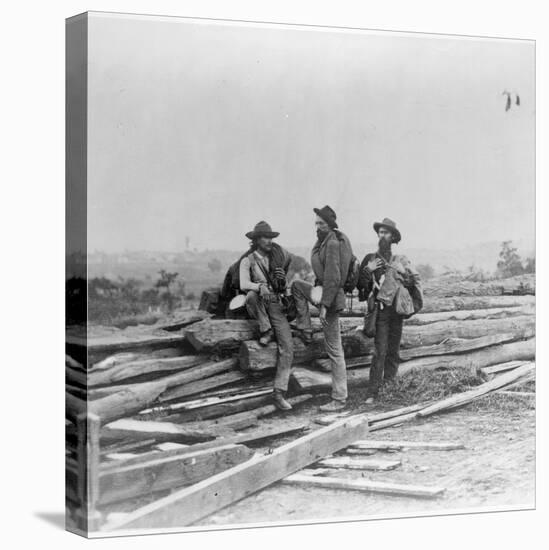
2, 1, 545, 549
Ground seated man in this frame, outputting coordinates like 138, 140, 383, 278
239, 221, 294, 411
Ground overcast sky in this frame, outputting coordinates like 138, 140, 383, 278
87, 13, 535, 253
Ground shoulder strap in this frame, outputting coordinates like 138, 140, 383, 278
250, 252, 276, 289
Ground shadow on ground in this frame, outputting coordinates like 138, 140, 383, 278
34, 512, 65, 530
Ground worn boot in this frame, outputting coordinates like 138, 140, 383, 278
319, 399, 347, 412
272, 389, 292, 411
259, 329, 274, 346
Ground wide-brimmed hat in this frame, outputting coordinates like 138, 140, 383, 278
245, 220, 280, 240
313, 205, 338, 229
373, 217, 401, 243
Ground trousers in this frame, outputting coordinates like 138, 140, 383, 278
291, 280, 348, 402
245, 290, 294, 392
368, 303, 404, 396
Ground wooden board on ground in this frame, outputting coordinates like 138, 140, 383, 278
316, 456, 401, 471
101, 413, 370, 531
348, 440, 465, 451
283, 473, 445, 498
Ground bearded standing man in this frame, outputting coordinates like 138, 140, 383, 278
357, 218, 422, 404
291, 205, 353, 412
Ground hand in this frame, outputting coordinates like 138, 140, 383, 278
365, 258, 384, 273
319, 305, 328, 328
259, 284, 271, 298
274, 267, 286, 280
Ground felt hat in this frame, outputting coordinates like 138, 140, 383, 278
313, 205, 338, 229
373, 217, 401, 243
245, 220, 280, 240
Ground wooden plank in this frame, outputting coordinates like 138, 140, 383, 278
185, 319, 259, 352
185, 423, 310, 452
156, 310, 213, 331
369, 411, 420, 431
304, 305, 533, 331
101, 413, 370, 531
90, 349, 183, 371
82, 358, 238, 424
100, 439, 157, 457
160, 394, 273, 423
291, 366, 370, 392
417, 362, 535, 417
496, 390, 535, 398
420, 294, 535, 313
157, 370, 247, 404
240, 315, 535, 372
316, 456, 401, 471
87, 355, 209, 387
101, 419, 217, 444
398, 338, 535, 376
139, 388, 272, 416
67, 327, 189, 354
349, 440, 465, 451
283, 473, 445, 498
481, 361, 525, 375
404, 305, 534, 325
97, 444, 254, 505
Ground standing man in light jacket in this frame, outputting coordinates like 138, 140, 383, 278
291, 205, 353, 412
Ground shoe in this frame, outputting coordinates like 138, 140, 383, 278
272, 390, 292, 411
365, 395, 376, 405
259, 330, 274, 346
319, 400, 347, 412
297, 329, 313, 345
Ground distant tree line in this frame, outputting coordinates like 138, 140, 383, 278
87, 269, 192, 324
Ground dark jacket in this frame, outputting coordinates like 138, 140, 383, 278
311, 229, 353, 310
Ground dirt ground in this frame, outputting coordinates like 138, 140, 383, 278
198, 392, 536, 528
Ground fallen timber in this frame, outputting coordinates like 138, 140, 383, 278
66, 358, 239, 424
162, 394, 314, 425
86, 355, 209, 387
101, 413, 370, 531
87, 359, 532, 531
67, 328, 192, 364
306, 304, 534, 331
349, 440, 465, 451
315, 456, 402, 471
282, 473, 445, 498
68, 443, 253, 506
290, 338, 535, 392
239, 315, 535, 372
313, 332, 532, 372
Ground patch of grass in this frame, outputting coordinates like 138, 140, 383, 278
382, 366, 485, 405
347, 366, 485, 410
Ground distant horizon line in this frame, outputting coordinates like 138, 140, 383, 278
85, 237, 535, 256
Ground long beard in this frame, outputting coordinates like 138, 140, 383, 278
316, 228, 329, 241
378, 238, 392, 258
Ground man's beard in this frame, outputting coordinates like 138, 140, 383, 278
378, 237, 392, 257
316, 228, 329, 240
